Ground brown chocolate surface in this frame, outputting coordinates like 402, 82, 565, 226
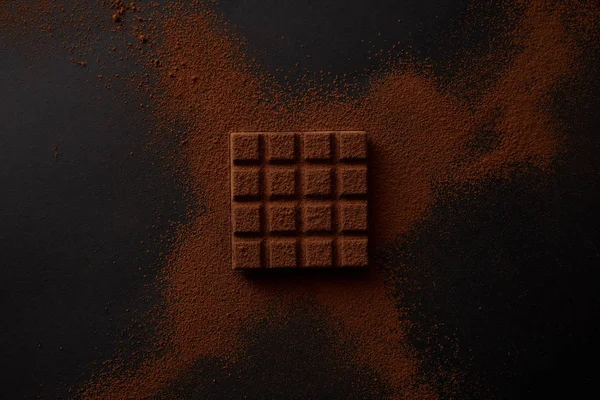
230, 131, 368, 269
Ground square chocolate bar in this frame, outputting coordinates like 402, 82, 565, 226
230, 131, 368, 269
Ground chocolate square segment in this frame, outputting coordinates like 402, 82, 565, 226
339, 202, 368, 232
232, 168, 261, 198
303, 239, 333, 267
339, 131, 367, 160
268, 239, 297, 268
267, 133, 296, 161
338, 237, 368, 267
233, 204, 262, 234
231, 132, 261, 162
303, 132, 332, 160
339, 166, 367, 196
233, 239, 262, 269
268, 203, 297, 233
230, 131, 368, 270
267, 167, 296, 197
304, 167, 332, 197
303, 203, 332, 232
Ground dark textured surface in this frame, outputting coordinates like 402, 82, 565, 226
0, 33, 186, 399
1, 0, 599, 399
379, 60, 600, 398
155, 304, 391, 399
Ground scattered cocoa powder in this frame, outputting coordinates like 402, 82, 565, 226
78, 2, 598, 399
2, 1, 599, 399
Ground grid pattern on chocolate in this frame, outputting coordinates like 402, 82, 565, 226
230, 131, 368, 270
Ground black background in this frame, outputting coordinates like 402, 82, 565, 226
1, 0, 599, 398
